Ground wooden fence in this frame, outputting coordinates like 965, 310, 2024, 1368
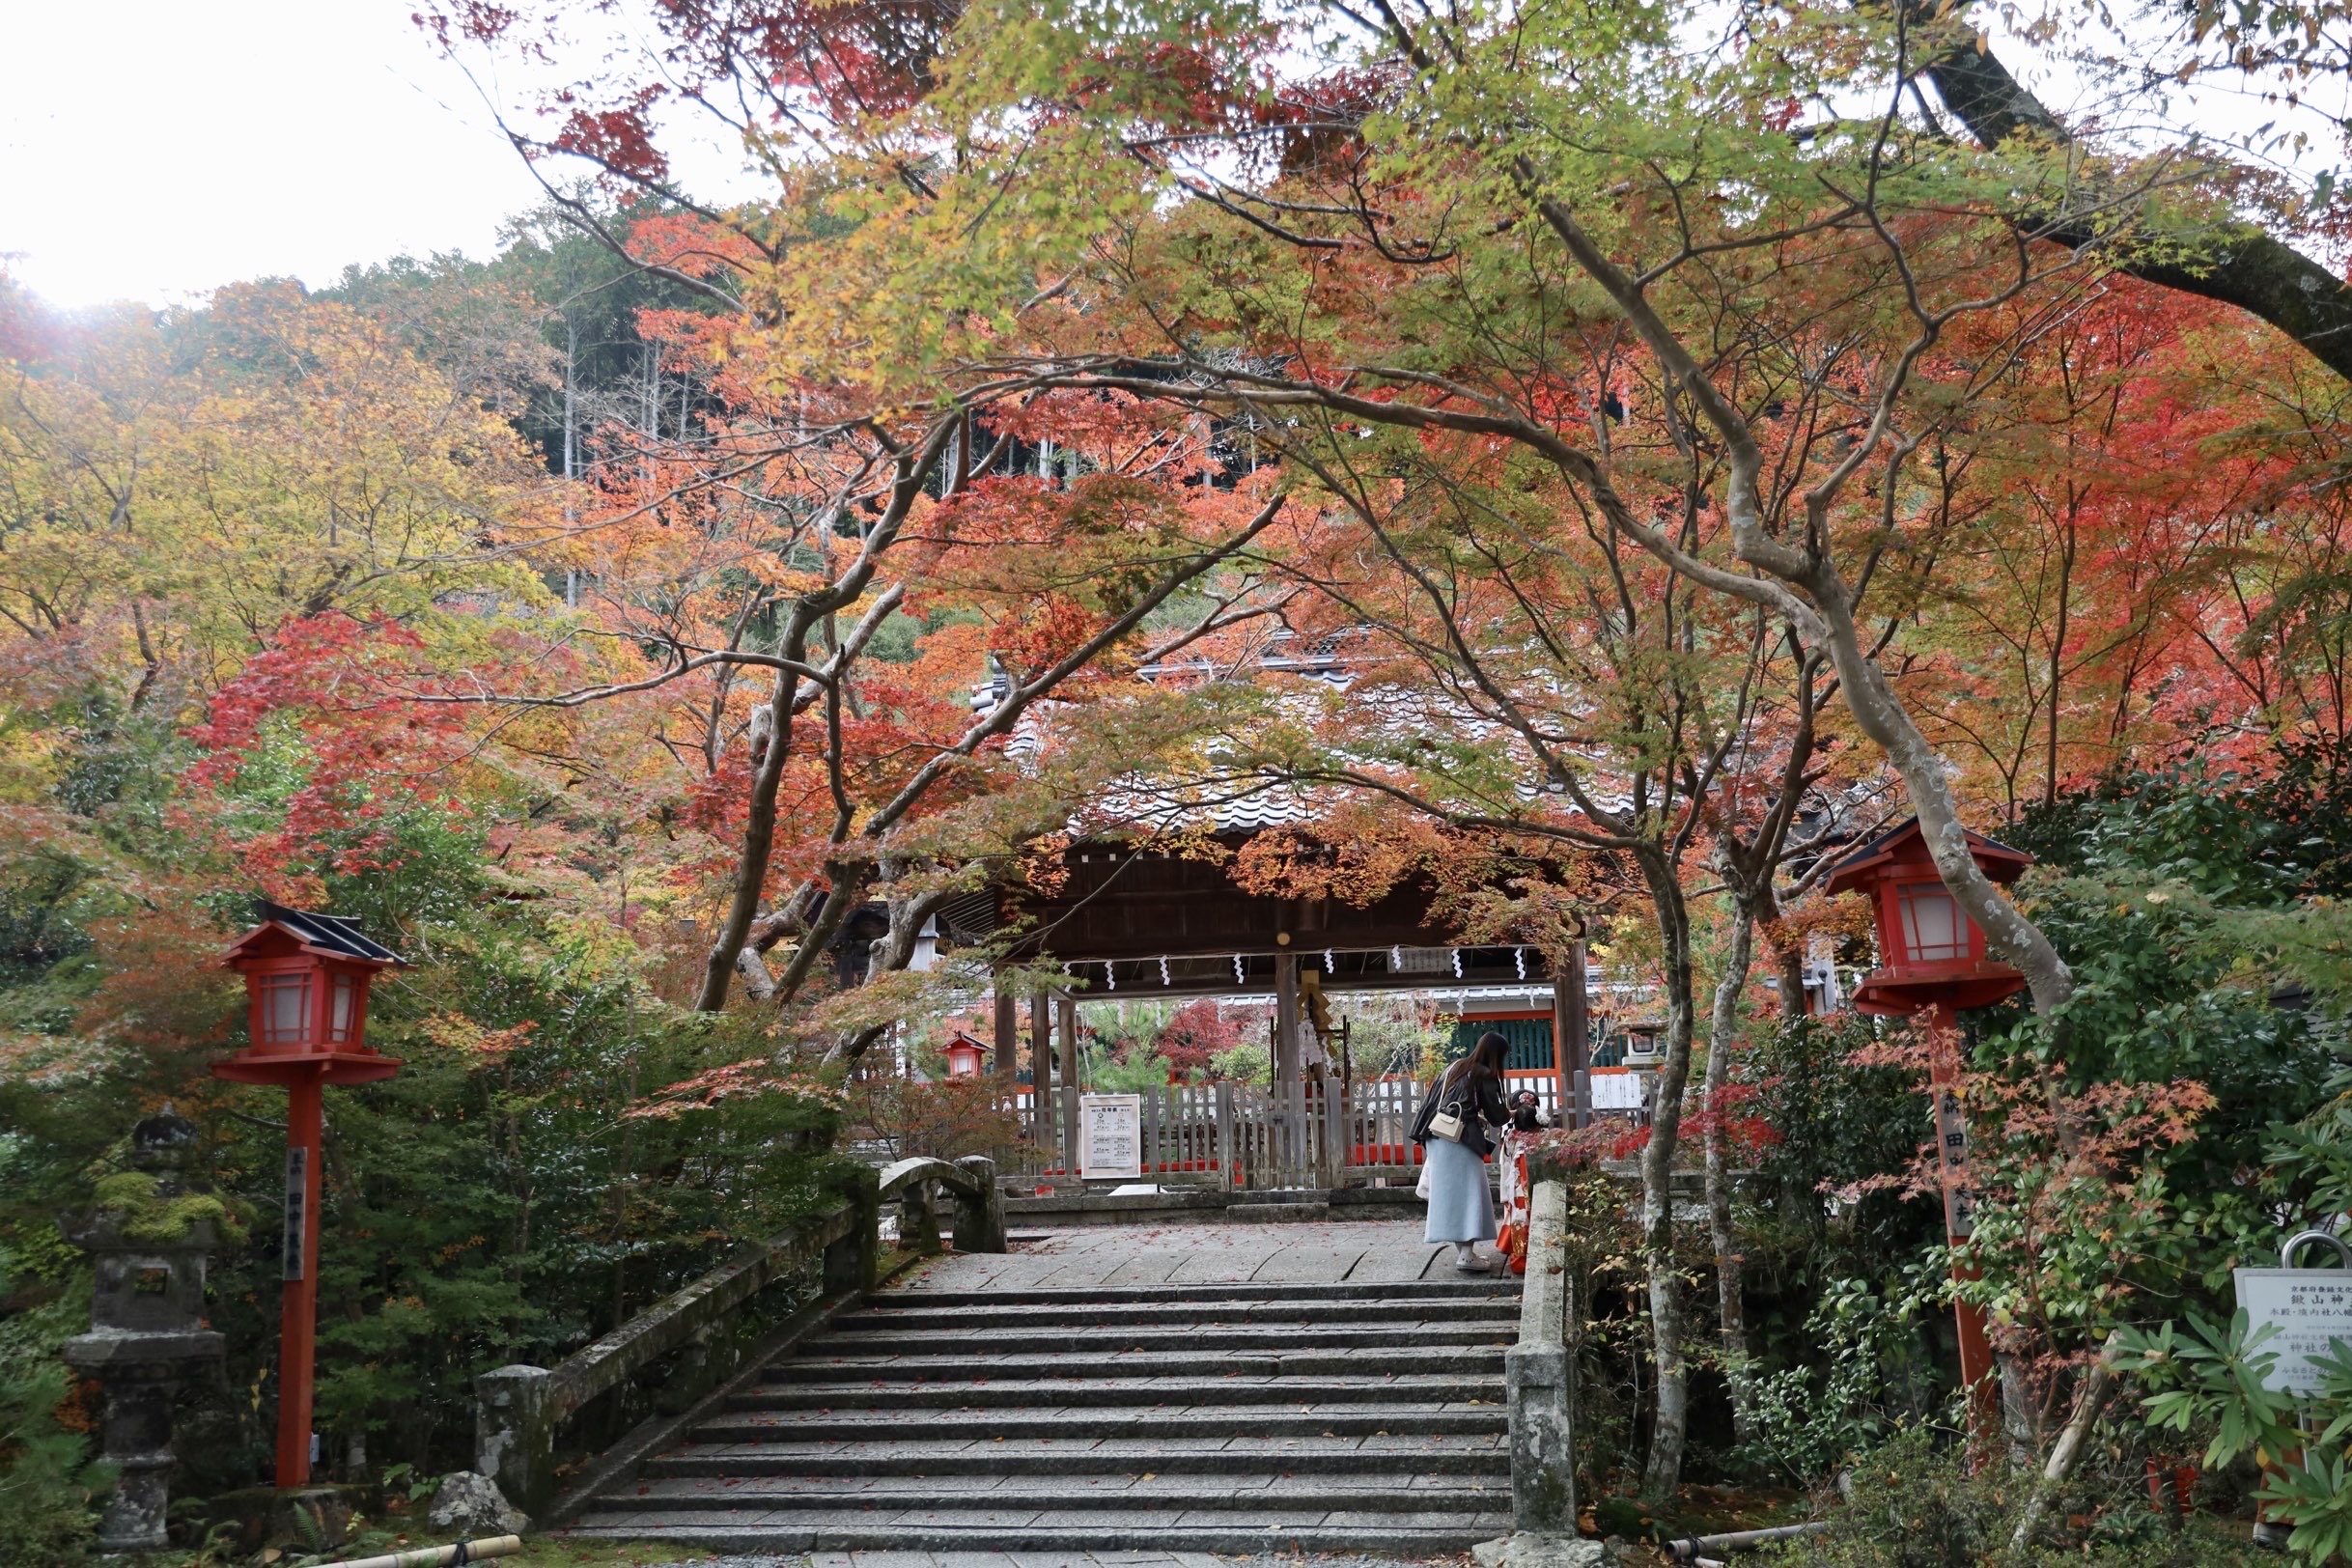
980, 1071, 1581, 1190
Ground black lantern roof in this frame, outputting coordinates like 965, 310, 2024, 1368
233, 900, 406, 966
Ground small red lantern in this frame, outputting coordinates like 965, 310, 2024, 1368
941, 1030, 987, 1079
211, 901, 404, 1492
1826, 818, 2034, 1458
216, 903, 403, 1086
1825, 818, 2031, 1015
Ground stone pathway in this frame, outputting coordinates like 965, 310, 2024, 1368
565, 1218, 1517, 1556
902, 1219, 1473, 1293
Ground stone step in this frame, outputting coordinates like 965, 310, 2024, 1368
837, 1296, 1521, 1331
742, 1373, 1478, 1411
691, 1406, 1506, 1443
873, 1281, 1514, 1309
586, 1267, 1526, 1555
596, 1473, 1508, 1514
767, 1344, 1505, 1383
642, 1434, 1507, 1477
556, 1514, 1514, 1554
724, 1397, 1502, 1424
805, 1321, 1508, 1356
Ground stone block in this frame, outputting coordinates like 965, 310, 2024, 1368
427, 1469, 531, 1537
954, 1156, 1008, 1254
1471, 1529, 1610, 1568
472, 1363, 555, 1517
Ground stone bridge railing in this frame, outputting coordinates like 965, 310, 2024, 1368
474, 1155, 1005, 1520
1506, 1175, 1578, 1533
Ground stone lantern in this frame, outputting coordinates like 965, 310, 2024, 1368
60, 1108, 227, 1554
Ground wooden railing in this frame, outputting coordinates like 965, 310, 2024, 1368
989, 1073, 1602, 1190
474, 1156, 1004, 1520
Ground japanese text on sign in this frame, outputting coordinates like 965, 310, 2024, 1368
2235, 1269, 2352, 1393
1589, 1073, 1645, 1111
1078, 1093, 1143, 1181
281, 1147, 307, 1282
1934, 1087, 1975, 1240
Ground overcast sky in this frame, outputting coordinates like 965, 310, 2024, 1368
4, 3, 2339, 313
0, 1, 765, 312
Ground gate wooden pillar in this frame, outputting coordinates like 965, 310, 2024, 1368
1030, 991, 1051, 1159
1554, 943, 1590, 1130
994, 990, 1018, 1080
1273, 951, 1300, 1088
1055, 993, 1080, 1169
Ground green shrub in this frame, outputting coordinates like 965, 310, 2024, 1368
1773, 1425, 2267, 1568
0, 1267, 99, 1568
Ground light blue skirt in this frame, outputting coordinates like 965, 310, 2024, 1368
1421, 1136, 1497, 1244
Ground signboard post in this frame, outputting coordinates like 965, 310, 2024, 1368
1589, 1072, 1645, 1112
1078, 1093, 1144, 1181
1934, 1085, 1976, 1240
2236, 1231, 2352, 1393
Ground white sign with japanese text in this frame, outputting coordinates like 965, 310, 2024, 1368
2235, 1269, 2352, 1393
1078, 1093, 1143, 1180
1590, 1073, 1645, 1111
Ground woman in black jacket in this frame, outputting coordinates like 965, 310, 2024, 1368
1413, 1032, 1512, 1271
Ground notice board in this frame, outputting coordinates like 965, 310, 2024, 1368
1078, 1093, 1144, 1180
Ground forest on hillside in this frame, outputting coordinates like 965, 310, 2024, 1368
15, 0, 2352, 1560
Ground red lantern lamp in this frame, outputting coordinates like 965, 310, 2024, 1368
211, 901, 404, 1492
1826, 818, 2033, 1459
1824, 818, 2032, 1016
216, 904, 403, 1086
941, 1030, 987, 1079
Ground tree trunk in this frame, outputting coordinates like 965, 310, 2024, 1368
1704, 905, 1756, 1444
1804, 579, 2074, 1012
1638, 849, 1699, 1503
1770, 925, 1807, 1016
1917, 21, 2352, 390
695, 613, 814, 1010
1524, 187, 2077, 1017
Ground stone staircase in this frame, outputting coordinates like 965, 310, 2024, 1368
567, 1275, 1521, 1554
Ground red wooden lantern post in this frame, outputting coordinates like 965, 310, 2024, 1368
1826, 820, 2032, 1453
210, 902, 404, 1490
941, 1031, 988, 1079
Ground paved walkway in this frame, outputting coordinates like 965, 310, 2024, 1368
901, 1219, 1469, 1292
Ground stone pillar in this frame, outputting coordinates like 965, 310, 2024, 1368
59, 1109, 226, 1554
473, 1363, 556, 1520
900, 1179, 942, 1254
952, 1156, 1008, 1253
1505, 1177, 1577, 1531
824, 1163, 882, 1296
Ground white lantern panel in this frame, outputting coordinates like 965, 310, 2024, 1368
1898, 882, 1971, 963
262, 974, 312, 1045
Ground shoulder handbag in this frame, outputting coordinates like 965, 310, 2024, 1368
1424, 1080, 1469, 1143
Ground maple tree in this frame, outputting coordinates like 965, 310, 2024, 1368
8, 0, 2352, 1552
416, 0, 2352, 1519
